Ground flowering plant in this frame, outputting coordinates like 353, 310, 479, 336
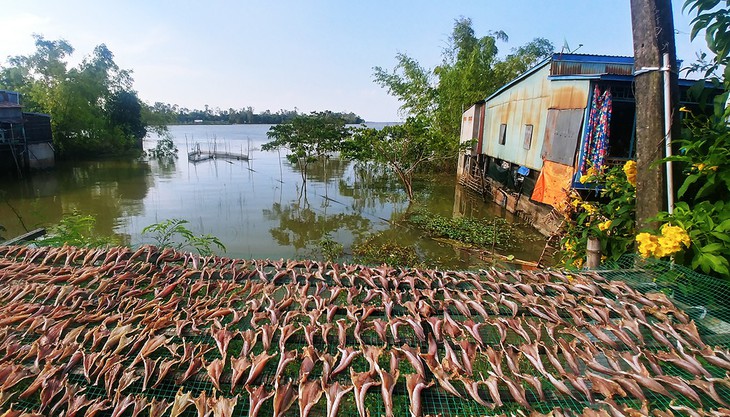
559, 162, 636, 268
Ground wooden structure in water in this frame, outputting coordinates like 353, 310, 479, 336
187, 143, 249, 163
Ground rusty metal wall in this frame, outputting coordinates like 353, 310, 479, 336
541, 109, 585, 166
481, 65, 590, 170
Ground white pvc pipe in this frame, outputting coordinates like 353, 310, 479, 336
663, 53, 674, 214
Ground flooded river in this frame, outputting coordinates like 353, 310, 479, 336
0, 124, 545, 269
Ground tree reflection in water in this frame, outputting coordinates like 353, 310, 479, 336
263, 201, 371, 251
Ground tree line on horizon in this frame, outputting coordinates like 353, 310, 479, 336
0, 35, 365, 160
145, 102, 365, 125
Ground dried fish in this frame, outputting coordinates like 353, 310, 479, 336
245, 351, 276, 386
207, 393, 238, 417
205, 358, 226, 392
459, 376, 491, 408
332, 346, 361, 377
350, 368, 381, 417
298, 378, 324, 417
323, 381, 353, 417
273, 378, 297, 417
377, 364, 400, 417
246, 385, 274, 417
406, 373, 434, 417
169, 388, 194, 417
397, 344, 426, 378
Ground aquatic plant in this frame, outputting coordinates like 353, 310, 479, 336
407, 211, 517, 250
36, 210, 119, 248
142, 218, 225, 256
316, 233, 344, 262
352, 233, 420, 267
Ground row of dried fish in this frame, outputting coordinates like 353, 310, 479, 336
0, 261, 698, 356
1, 244, 729, 416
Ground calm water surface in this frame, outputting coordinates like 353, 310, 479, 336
0, 124, 545, 269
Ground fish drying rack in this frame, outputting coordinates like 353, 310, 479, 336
0, 245, 729, 417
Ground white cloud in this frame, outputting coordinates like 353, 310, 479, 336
0, 13, 53, 60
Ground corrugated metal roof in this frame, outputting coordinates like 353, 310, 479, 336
551, 53, 634, 76
484, 57, 552, 102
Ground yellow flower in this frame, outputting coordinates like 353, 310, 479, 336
598, 220, 612, 231
572, 258, 584, 268
635, 225, 690, 259
571, 198, 581, 208
693, 163, 706, 172
581, 203, 598, 215
623, 161, 637, 187
660, 224, 691, 248
636, 233, 659, 258
580, 167, 599, 184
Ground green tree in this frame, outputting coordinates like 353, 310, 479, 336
342, 117, 450, 201
262, 112, 351, 183
108, 90, 147, 147
0, 36, 149, 157
373, 18, 553, 161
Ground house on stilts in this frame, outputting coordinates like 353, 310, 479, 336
0, 90, 54, 176
457, 53, 713, 236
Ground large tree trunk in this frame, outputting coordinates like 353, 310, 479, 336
630, 0, 679, 230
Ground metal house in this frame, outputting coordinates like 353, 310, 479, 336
457, 53, 706, 235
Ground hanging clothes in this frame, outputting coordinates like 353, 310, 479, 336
578, 85, 612, 174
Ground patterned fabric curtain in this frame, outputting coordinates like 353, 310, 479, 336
578, 85, 612, 174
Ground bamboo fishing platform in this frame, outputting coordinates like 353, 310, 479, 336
188, 149, 249, 163
187, 142, 250, 163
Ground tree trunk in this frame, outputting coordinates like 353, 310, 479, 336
630, 0, 678, 230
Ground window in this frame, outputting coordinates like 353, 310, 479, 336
523, 124, 533, 150
498, 124, 507, 145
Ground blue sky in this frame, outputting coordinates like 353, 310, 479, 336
2, 1, 707, 121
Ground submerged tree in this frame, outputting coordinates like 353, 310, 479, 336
0, 35, 151, 157
262, 112, 351, 183
343, 117, 450, 201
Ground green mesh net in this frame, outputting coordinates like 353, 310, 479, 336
2, 246, 730, 417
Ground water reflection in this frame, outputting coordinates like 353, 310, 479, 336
0, 125, 546, 269
338, 163, 407, 213
287, 157, 351, 185
0, 158, 152, 243
263, 200, 371, 251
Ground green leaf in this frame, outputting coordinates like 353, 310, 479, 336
677, 174, 700, 199
701, 242, 725, 253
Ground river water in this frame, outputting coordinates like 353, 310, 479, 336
0, 124, 545, 269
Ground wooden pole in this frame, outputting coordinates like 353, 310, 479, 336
586, 237, 601, 269
630, 0, 679, 230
